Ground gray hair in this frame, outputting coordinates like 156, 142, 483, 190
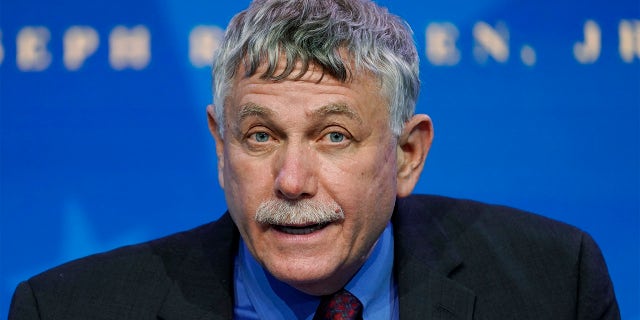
212, 0, 420, 137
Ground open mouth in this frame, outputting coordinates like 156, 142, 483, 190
272, 222, 331, 235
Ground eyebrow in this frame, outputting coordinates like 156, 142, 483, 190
312, 104, 363, 124
238, 103, 274, 122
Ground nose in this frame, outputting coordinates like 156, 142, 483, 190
274, 141, 318, 200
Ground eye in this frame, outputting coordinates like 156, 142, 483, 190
327, 132, 345, 143
251, 132, 271, 142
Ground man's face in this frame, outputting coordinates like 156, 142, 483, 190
211, 62, 402, 295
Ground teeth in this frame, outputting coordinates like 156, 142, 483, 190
273, 222, 329, 235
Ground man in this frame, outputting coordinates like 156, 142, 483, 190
9, 0, 619, 319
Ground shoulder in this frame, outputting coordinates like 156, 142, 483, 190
27, 219, 222, 285
10, 215, 236, 319
394, 194, 619, 318
395, 194, 593, 275
396, 194, 586, 249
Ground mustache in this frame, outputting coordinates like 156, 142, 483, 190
254, 199, 345, 225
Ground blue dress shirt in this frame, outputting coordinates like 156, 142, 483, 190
234, 222, 398, 319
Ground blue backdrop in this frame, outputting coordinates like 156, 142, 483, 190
1, 0, 638, 318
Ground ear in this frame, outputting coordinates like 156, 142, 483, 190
396, 114, 433, 197
207, 104, 226, 189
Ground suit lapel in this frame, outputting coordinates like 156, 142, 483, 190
393, 196, 476, 320
157, 213, 239, 320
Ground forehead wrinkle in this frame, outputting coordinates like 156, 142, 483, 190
311, 104, 363, 124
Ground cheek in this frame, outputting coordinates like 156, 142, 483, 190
224, 144, 273, 191
222, 148, 270, 228
324, 143, 398, 216
222, 153, 274, 256
360, 145, 397, 209
348, 144, 397, 189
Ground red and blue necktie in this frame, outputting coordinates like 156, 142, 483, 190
313, 289, 363, 320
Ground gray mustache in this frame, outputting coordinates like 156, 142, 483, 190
254, 200, 345, 225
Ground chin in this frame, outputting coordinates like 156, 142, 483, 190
266, 260, 345, 295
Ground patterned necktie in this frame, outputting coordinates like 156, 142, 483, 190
313, 288, 364, 320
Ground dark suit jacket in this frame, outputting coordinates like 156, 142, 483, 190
9, 195, 620, 319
